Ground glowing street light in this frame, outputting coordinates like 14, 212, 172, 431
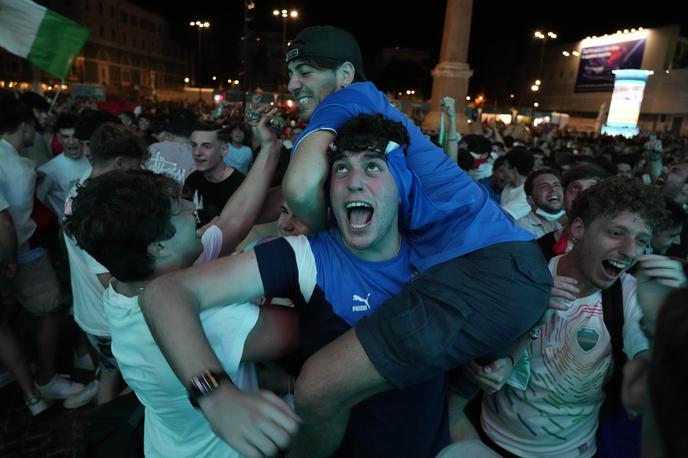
531, 84, 539, 91
572, 50, 580, 56
212, 76, 217, 81
535, 79, 541, 86
465, 96, 471, 101
562, 51, 570, 56
184, 77, 190, 83
533, 28, 557, 89
533, 102, 539, 107
190, 19, 211, 91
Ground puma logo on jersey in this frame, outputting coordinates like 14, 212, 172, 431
352, 293, 371, 312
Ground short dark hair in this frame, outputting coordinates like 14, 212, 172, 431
462, 134, 491, 156
571, 176, 666, 231
169, 109, 197, 137
75, 109, 121, 141
524, 168, 561, 197
331, 114, 409, 163
56, 113, 79, 132
90, 123, 147, 165
63, 170, 181, 282
493, 155, 507, 170
19, 91, 49, 112
0, 95, 34, 135
192, 121, 221, 134
562, 163, 608, 190
649, 287, 688, 457
504, 147, 535, 177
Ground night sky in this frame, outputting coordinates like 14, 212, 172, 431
142, 0, 686, 102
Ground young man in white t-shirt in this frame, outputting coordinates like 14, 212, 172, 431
62, 123, 149, 409
37, 113, 91, 218
64, 112, 300, 457
478, 177, 683, 458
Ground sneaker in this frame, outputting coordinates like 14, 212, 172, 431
26, 396, 53, 416
73, 352, 96, 371
64, 380, 99, 409
36, 374, 85, 399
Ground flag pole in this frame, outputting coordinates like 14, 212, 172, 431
49, 79, 65, 114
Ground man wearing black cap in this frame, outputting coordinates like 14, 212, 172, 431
141, 25, 551, 457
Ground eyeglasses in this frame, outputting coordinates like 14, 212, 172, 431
173, 203, 201, 225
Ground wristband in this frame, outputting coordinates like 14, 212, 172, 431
447, 136, 459, 142
188, 370, 231, 408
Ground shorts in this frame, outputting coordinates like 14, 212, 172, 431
356, 241, 552, 397
0, 255, 61, 316
85, 332, 118, 372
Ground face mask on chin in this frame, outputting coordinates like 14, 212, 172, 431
535, 207, 565, 222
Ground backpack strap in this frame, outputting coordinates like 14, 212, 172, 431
601, 278, 626, 413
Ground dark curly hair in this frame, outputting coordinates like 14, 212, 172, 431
571, 176, 667, 231
63, 170, 181, 282
331, 114, 410, 162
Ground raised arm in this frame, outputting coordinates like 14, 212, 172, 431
440, 96, 460, 164
282, 130, 335, 232
214, 111, 282, 256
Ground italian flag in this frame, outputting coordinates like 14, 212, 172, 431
0, 0, 89, 80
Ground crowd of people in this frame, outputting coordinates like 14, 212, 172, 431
1, 24, 687, 458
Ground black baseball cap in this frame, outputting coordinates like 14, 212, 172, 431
286, 26, 367, 81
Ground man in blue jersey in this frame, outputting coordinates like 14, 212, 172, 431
142, 115, 450, 457
142, 27, 552, 457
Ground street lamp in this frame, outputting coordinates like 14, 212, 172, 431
272, 8, 298, 104
533, 29, 557, 84
273, 9, 299, 58
190, 20, 211, 92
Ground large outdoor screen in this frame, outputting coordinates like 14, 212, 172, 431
575, 37, 646, 92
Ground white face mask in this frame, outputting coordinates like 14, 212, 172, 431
535, 207, 565, 222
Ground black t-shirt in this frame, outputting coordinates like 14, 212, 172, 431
183, 169, 245, 225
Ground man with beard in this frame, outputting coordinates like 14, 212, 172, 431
517, 168, 565, 237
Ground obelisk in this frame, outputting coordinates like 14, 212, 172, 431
422, 0, 473, 134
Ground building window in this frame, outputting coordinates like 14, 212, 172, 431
120, 11, 127, 23
132, 36, 136, 46
121, 32, 127, 44
130, 15, 138, 26
111, 29, 115, 40
110, 5, 114, 19
98, 1, 102, 14
99, 25, 104, 37
85, 0, 89, 11
65, 0, 71, 8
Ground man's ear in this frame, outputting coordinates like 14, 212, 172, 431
571, 217, 585, 242
526, 195, 536, 209
147, 240, 166, 258
335, 62, 355, 89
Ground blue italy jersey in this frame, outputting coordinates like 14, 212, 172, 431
254, 230, 449, 458
294, 82, 533, 272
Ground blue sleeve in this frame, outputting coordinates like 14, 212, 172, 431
253, 238, 302, 302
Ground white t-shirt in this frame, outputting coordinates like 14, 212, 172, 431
146, 141, 196, 184
63, 171, 110, 336
37, 153, 91, 219
500, 184, 531, 221
481, 256, 649, 458
104, 226, 260, 458
0, 139, 42, 263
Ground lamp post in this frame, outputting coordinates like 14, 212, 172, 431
533, 30, 556, 86
272, 8, 298, 105
190, 20, 210, 101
